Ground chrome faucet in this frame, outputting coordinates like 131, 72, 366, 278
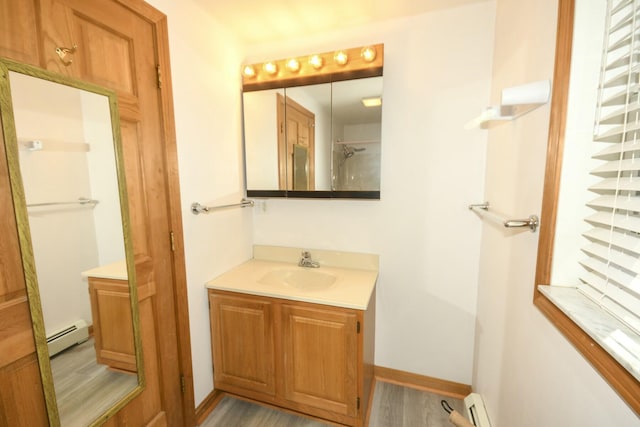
298, 251, 320, 268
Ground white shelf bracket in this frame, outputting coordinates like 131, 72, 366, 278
465, 80, 551, 129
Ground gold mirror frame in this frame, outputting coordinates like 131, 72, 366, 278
533, 0, 640, 415
0, 57, 145, 426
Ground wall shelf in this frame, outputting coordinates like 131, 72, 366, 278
465, 80, 551, 129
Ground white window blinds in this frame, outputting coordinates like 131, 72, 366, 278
580, 0, 640, 334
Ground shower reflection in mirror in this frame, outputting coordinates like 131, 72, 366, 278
331, 77, 382, 191
6, 69, 140, 426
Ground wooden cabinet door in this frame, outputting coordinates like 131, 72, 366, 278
88, 278, 136, 373
281, 304, 358, 417
209, 293, 276, 396
0, 0, 191, 425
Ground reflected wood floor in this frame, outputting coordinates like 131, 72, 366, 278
51, 338, 137, 427
201, 381, 465, 427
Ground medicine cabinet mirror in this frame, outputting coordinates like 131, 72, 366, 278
0, 58, 143, 426
242, 45, 383, 199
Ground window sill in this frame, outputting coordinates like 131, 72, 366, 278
535, 285, 640, 413
538, 285, 640, 382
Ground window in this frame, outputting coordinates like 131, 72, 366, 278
535, 0, 640, 415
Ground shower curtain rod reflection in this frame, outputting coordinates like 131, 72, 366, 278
27, 197, 99, 208
469, 202, 539, 232
191, 199, 254, 215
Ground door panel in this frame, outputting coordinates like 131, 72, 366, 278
0, 354, 48, 427
0, 0, 40, 66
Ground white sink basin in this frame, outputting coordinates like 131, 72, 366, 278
258, 268, 337, 291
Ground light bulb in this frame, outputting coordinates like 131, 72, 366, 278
360, 46, 376, 62
308, 54, 324, 70
263, 62, 278, 75
334, 50, 348, 66
242, 65, 256, 78
286, 58, 300, 73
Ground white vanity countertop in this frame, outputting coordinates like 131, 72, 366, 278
81, 259, 128, 281
205, 246, 379, 310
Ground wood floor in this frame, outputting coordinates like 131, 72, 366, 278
50, 338, 138, 426
201, 380, 466, 427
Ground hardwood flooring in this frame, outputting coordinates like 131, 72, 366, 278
50, 338, 137, 426
369, 381, 465, 427
201, 380, 466, 427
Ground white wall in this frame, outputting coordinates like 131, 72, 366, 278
145, 0, 253, 406
472, 0, 640, 425
248, 2, 495, 385
82, 91, 126, 266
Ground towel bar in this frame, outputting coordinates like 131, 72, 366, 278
191, 199, 254, 215
469, 202, 538, 233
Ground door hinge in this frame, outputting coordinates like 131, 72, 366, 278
156, 64, 163, 89
357, 321, 361, 334
357, 396, 360, 410
169, 231, 176, 252
180, 374, 186, 394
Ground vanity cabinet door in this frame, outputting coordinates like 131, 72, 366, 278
209, 292, 276, 396
281, 304, 358, 417
88, 278, 136, 373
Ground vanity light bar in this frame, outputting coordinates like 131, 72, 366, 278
241, 43, 384, 90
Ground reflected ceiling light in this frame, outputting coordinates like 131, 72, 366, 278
242, 65, 256, 78
334, 50, 348, 66
360, 46, 377, 62
263, 62, 278, 75
308, 54, 324, 70
361, 97, 382, 107
286, 58, 301, 73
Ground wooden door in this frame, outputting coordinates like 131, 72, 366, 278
277, 95, 315, 191
0, 0, 192, 425
281, 304, 357, 417
209, 292, 276, 396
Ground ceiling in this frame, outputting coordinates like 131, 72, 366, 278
195, 0, 490, 45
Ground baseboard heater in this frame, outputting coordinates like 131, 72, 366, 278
464, 393, 492, 427
46, 319, 89, 357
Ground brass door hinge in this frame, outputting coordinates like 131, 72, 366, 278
180, 374, 186, 394
170, 231, 176, 252
357, 321, 361, 334
156, 64, 162, 89
357, 396, 360, 410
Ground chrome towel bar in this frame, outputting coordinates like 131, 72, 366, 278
27, 197, 99, 208
191, 199, 254, 215
469, 202, 539, 233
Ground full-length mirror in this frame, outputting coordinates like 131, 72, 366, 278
242, 44, 383, 199
0, 58, 143, 426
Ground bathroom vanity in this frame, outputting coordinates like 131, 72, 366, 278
82, 260, 136, 373
206, 246, 378, 427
